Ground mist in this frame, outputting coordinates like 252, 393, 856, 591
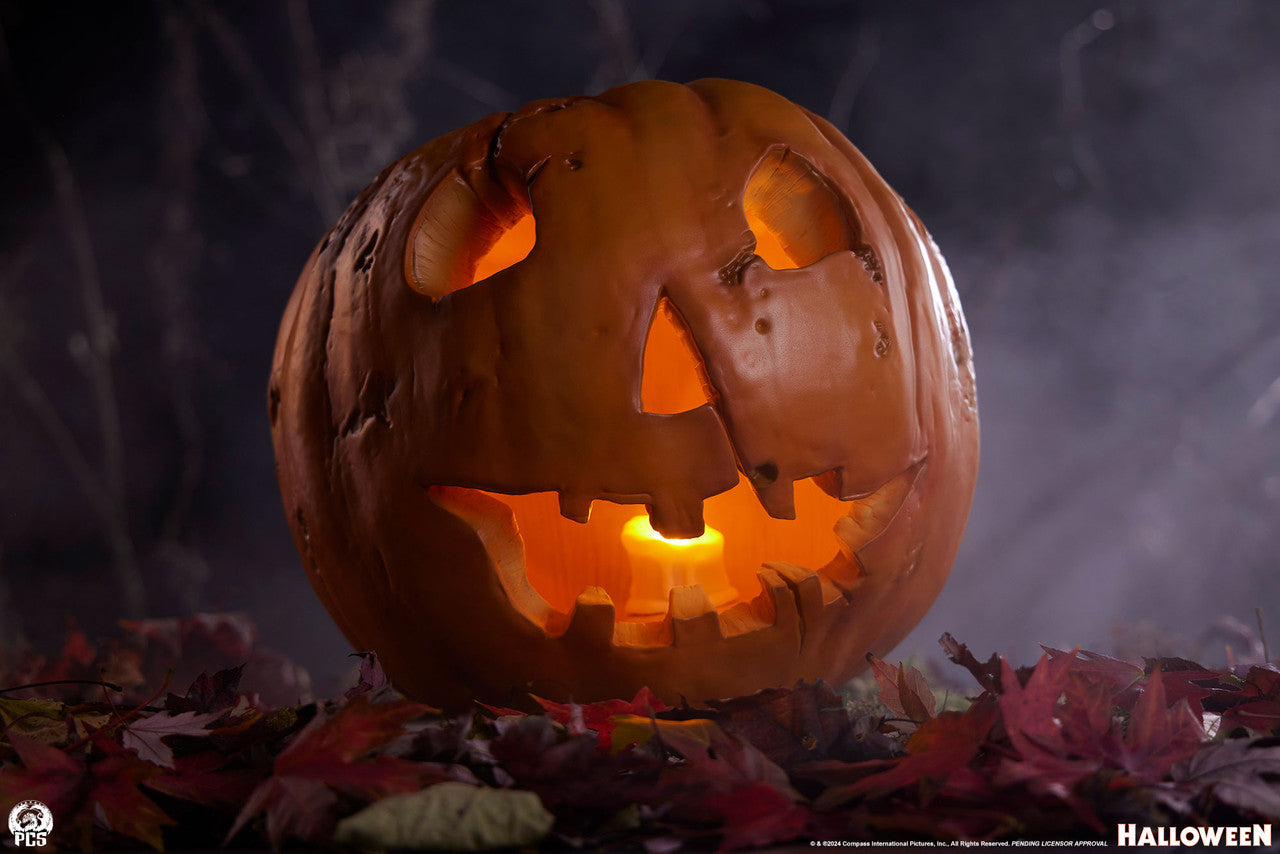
1, 0, 1276, 688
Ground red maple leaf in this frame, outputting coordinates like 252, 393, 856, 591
225, 695, 444, 848
706, 681, 889, 768
814, 700, 998, 807
87, 737, 177, 850
0, 733, 174, 850
1120, 667, 1206, 782
997, 653, 1076, 758
164, 664, 246, 714
1214, 665, 1280, 734
697, 781, 809, 851
122, 710, 222, 768
144, 750, 264, 810
867, 655, 936, 723
1041, 646, 1143, 688
0, 733, 85, 820
535, 687, 669, 751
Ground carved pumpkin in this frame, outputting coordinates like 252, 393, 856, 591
270, 79, 979, 709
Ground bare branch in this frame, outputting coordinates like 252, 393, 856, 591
588, 0, 645, 91
193, 0, 342, 221
0, 343, 110, 519
1059, 7, 1116, 188
285, 0, 345, 221
431, 58, 516, 111
0, 22, 145, 618
152, 3, 208, 545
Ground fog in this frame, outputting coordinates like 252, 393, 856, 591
1, 0, 1276, 689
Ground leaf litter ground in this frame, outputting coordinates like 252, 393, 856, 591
1, 615, 1278, 850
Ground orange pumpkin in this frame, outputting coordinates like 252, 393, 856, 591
269, 79, 979, 709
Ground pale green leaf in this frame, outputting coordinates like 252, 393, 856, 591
334, 782, 553, 851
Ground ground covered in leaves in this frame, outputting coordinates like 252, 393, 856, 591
1, 615, 1279, 850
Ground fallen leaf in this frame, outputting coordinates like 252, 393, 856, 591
87, 738, 177, 850
1121, 668, 1206, 782
814, 702, 998, 807
998, 654, 1075, 758
940, 632, 1002, 694
344, 652, 391, 700
0, 697, 71, 745
334, 782, 553, 850
697, 781, 808, 850
535, 686, 668, 751
226, 695, 442, 847
1173, 737, 1280, 818
708, 681, 893, 768
490, 714, 662, 812
122, 710, 221, 768
144, 750, 264, 809
165, 664, 245, 714
0, 732, 86, 821
1042, 646, 1143, 687
0, 733, 175, 850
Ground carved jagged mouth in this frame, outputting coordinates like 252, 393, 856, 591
428, 458, 924, 648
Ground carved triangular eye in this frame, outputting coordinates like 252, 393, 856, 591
743, 148, 857, 270
405, 174, 536, 300
641, 297, 714, 415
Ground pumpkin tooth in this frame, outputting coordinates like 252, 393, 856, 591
667, 584, 723, 645
762, 561, 824, 619
563, 586, 615, 644
754, 566, 798, 632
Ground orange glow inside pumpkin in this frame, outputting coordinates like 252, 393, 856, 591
453, 147, 876, 625
471, 209, 858, 623
473, 211, 537, 282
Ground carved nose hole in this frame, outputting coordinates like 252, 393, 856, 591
641, 297, 715, 415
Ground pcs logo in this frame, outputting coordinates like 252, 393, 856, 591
8, 800, 53, 848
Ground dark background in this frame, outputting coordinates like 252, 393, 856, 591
2, 0, 1277, 692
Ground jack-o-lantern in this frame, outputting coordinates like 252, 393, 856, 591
270, 79, 979, 710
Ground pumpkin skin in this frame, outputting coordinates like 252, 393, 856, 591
269, 79, 979, 710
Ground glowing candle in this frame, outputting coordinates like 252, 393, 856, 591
621, 515, 738, 615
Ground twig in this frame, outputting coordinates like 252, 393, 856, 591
151, 6, 208, 555
0, 679, 125, 695
193, 0, 342, 222
1258, 607, 1270, 664
431, 59, 516, 111
285, 0, 346, 220
0, 346, 111, 518
1059, 8, 1115, 188
587, 0, 645, 91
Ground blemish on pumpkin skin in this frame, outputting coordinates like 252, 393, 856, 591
855, 244, 884, 283
353, 229, 380, 275
749, 462, 779, 487
873, 321, 892, 358
295, 508, 311, 546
